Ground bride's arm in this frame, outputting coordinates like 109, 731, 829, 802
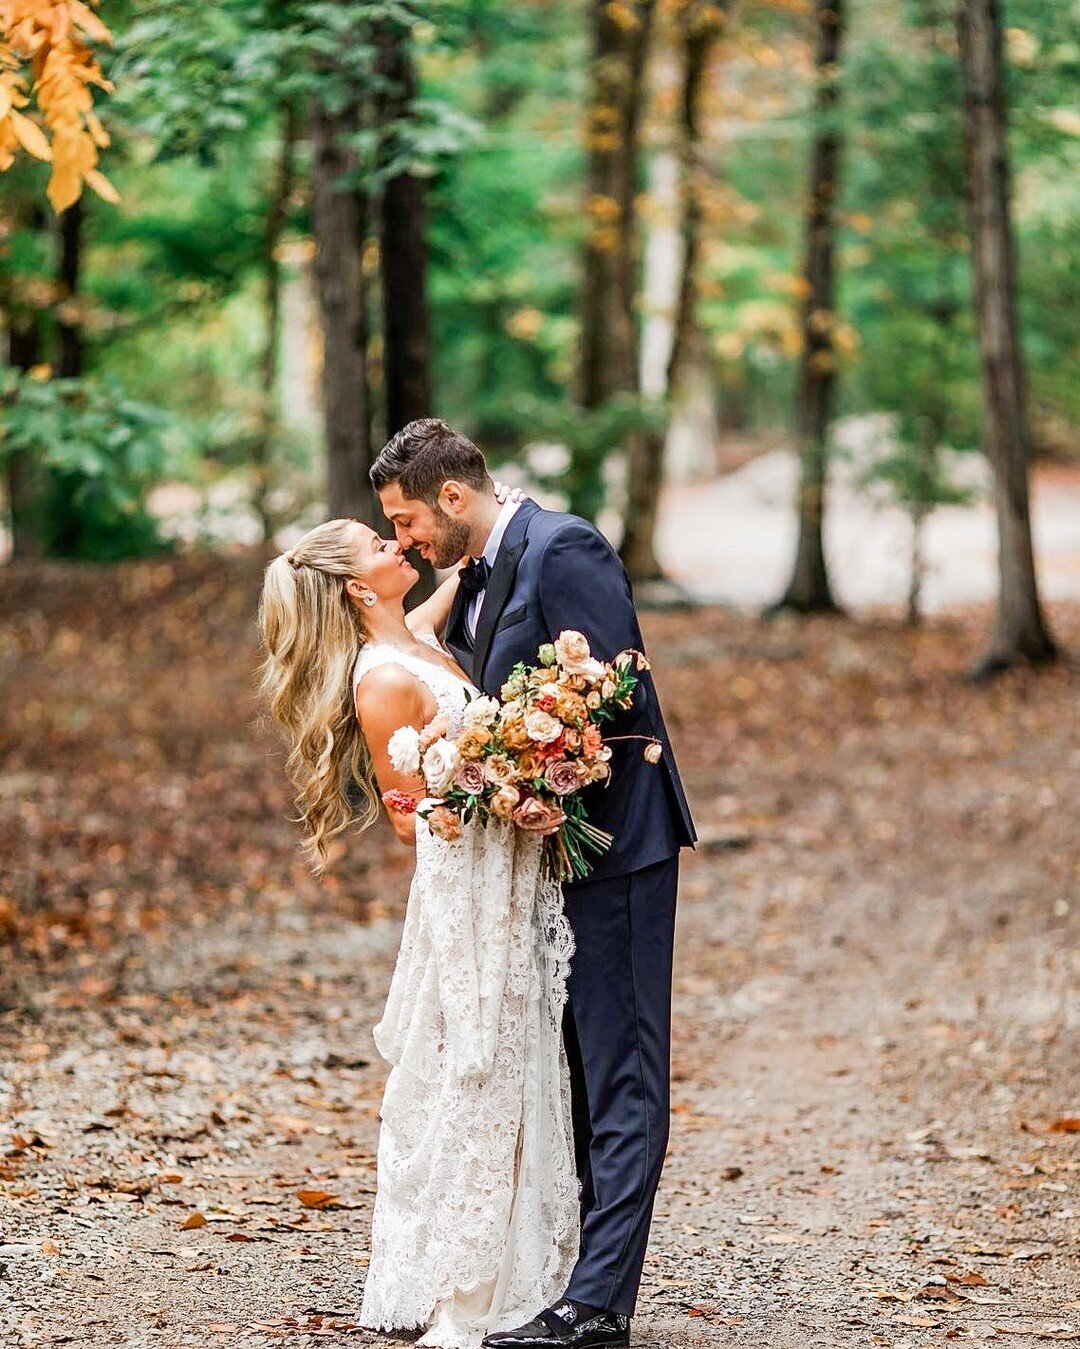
354, 665, 437, 847
405, 570, 460, 641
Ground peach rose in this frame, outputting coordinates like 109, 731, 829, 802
483, 754, 518, 787
512, 795, 565, 834
426, 804, 462, 841
489, 784, 521, 820
581, 724, 604, 757
458, 725, 492, 760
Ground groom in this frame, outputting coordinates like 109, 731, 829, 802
371, 419, 696, 1349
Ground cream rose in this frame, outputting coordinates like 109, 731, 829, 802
387, 725, 421, 776
422, 737, 461, 795
462, 694, 499, 729
524, 708, 562, 744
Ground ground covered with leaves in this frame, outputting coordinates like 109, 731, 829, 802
0, 554, 1077, 1348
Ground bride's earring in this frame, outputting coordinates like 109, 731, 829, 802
363, 594, 377, 607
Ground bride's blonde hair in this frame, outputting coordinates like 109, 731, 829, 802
257, 519, 379, 872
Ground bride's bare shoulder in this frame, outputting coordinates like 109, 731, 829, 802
354, 660, 424, 707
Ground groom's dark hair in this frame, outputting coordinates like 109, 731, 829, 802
370, 418, 491, 506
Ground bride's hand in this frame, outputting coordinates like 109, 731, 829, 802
494, 480, 527, 505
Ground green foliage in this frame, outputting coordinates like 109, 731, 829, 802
0, 373, 176, 559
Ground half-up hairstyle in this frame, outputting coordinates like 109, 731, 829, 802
257, 519, 378, 872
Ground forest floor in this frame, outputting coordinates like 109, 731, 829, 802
0, 554, 1078, 1349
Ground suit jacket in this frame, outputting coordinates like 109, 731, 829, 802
445, 501, 696, 886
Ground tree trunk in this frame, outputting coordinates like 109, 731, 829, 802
375, 18, 435, 601
957, 0, 1057, 673
772, 0, 845, 615
57, 198, 84, 378
252, 99, 298, 544
376, 21, 432, 438
621, 0, 724, 581
577, 0, 656, 519
310, 98, 378, 525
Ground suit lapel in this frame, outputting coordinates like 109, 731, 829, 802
471, 501, 538, 686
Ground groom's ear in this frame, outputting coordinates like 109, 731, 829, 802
437, 480, 469, 515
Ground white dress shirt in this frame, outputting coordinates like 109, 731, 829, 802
466, 498, 521, 640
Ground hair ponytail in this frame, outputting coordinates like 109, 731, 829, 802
257, 521, 379, 872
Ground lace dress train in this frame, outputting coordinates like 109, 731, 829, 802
353, 644, 579, 1349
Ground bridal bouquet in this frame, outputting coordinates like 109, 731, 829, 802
384, 630, 661, 881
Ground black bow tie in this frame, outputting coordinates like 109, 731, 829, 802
459, 555, 491, 595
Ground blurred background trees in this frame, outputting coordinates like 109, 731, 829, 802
2, 0, 1079, 668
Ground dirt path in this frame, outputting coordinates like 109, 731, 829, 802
1, 562, 1077, 1347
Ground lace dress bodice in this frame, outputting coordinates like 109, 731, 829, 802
352, 635, 474, 739
353, 635, 578, 1349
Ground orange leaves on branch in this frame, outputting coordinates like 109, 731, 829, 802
0, 0, 117, 211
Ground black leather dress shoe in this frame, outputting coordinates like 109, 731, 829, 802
482, 1301, 630, 1348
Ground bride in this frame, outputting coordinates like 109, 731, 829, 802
257, 509, 579, 1348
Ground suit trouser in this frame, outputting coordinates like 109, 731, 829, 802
560, 855, 679, 1316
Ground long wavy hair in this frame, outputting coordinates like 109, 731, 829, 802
257, 519, 378, 872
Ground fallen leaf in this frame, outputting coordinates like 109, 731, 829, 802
180, 1212, 206, 1230
296, 1190, 340, 1210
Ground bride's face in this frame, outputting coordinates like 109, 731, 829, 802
346, 521, 418, 607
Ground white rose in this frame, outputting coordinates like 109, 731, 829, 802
575, 657, 608, 684
387, 725, 421, 776
462, 694, 500, 729
422, 737, 461, 795
524, 708, 563, 744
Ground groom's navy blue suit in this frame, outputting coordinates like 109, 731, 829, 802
444, 501, 696, 1317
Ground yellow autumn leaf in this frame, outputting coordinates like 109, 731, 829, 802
9, 108, 52, 160
70, 0, 113, 43
47, 161, 81, 213
84, 166, 118, 202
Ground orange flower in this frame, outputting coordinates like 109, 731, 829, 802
458, 725, 492, 760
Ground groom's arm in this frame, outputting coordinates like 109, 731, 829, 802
536, 522, 643, 666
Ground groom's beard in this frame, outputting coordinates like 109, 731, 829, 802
429, 513, 472, 570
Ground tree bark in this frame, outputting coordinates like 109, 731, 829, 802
253, 99, 298, 544
310, 97, 378, 525
957, 0, 1057, 672
376, 21, 432, 438
57, 198, 84, 378
576, 0, 656, 520
621, 0, 724, 581
772, 0, 844, 615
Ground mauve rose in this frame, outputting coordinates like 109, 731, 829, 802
512, 796, 565, 834
455, 760, 487, 795
545, 759, 582, 796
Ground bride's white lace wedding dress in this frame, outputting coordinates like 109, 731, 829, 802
354, 638, 579, 1349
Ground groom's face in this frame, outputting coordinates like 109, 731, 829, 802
379, 481, 471, 570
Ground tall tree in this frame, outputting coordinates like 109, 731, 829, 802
310, 91, 377, 524
253, 99, 299, 544
621, 0, 725, 583
772, 0, 845, 615
957, 0, 1057, 672
3, 194, 49, 558
577, 0, 657, 519
56, 200, 84, 377
376, 17, 433, 439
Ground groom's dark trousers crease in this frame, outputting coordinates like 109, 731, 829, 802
560, 855, 679, 1316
